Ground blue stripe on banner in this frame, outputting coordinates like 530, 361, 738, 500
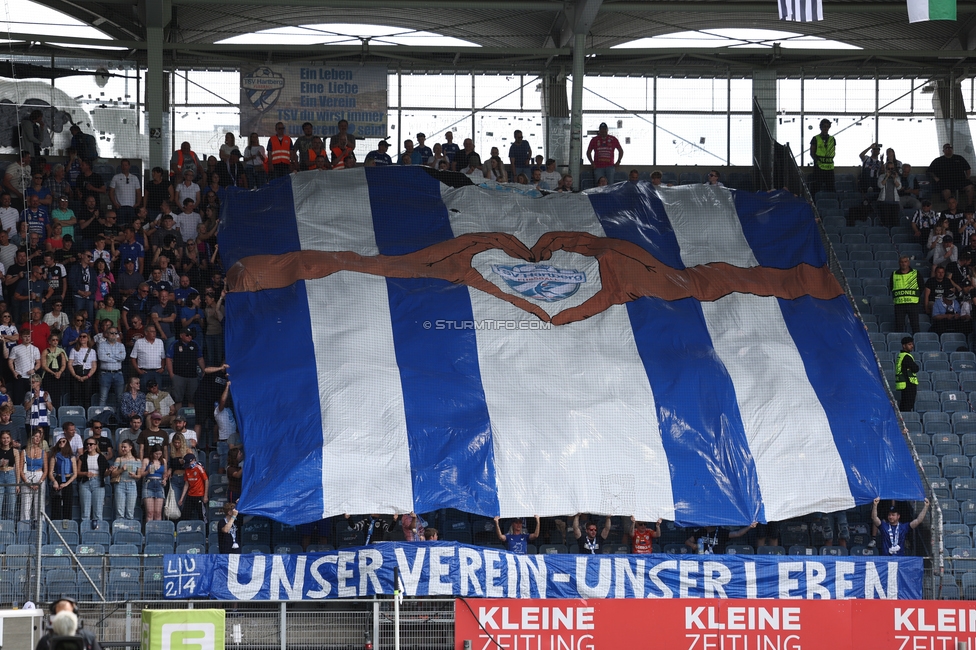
733, 191, 825, 268
218, 177, 301, 267
589, 184, 763, 526
365, 167, 500, 516
219, 179, 325, 522
734, 191, 924, 504
778, 296, 925, 502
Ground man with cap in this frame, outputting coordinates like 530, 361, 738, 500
626, 515, 663, 554
179, 451, 208, 523
586, 122, 624, 186
871, 497, 929, 556
137, 410, 169, 459
144, 378, 176, 427
167, 328, 204, 410
365, 140, 393, 166
895, 336, 919, 412
414, 133, 433, 163
931, 291, 971, 336
858, 141, 883, 193
934, 232, 959, 268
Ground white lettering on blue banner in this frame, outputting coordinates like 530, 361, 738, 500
163, 542, 922, 601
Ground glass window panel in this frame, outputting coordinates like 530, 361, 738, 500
654, 114, 729, 166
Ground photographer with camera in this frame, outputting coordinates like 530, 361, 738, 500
877, 161, 902, 228
859, 142, 883, 193
35, 597, 102, 650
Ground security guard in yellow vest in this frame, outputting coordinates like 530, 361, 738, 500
810, 119, 836, 194
895, 336, 919, 412
891, 255, 920, 334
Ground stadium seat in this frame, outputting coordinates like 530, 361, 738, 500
109, 543, 141, 568
725, 545, 754, 555
756, 546, 786, 555
820, 545, 848, 556
944, 455, 972, 479
848, 545, 878, 556
306, 544, 335, 553
88, 405, 115, 423
0, 569, 26, 604
242, 544, 271, 554
107, 568, 142, 600
788, 545, 817, 556
175, 543, 205, 555
43, 568, 78, 602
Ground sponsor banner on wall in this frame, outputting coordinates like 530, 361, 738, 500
455, 599, 976, 650
163, 542, 922, 601
240, 63, 387, 139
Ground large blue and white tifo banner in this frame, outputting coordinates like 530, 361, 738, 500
163, 544, 923, 600
218, 167, 924, 526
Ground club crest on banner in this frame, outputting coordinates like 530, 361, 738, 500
242, 67, 285, 113
491, 264, 587, 302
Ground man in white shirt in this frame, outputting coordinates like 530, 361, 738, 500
130, 325, 166, 391
109, 158, 142, 226
0, 230, 16, 273
2, 151, 31, 210
540, 159, 562, 190
8, 330, 40, 404
0, 194, 19, 238
174, 199, 202, 241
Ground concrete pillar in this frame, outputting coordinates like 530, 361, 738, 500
144, 0, 170, 172
568, 33, 585, 191
752, 70, 777, 142
541, 73, 570, 172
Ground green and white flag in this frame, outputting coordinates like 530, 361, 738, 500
908, 0, 956, 22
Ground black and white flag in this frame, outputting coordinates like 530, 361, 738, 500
779, 0, 823, 21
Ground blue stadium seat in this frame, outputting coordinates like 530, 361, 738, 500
945, 455, 973, 479
107, 568, 141, 600
109, 543, 141, 568
175, 543, 205, 555
954, 478, 976, 501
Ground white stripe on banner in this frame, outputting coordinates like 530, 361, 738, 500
659, 186, 854, 520
292, 170, 414, 515
442, 186, 675, 520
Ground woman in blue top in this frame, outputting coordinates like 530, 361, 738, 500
111, 440, 143, 520
141, 444, 168, 521
48, 437, 77, 521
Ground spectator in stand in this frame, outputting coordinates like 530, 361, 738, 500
424, 528, 439, 541
0, 193, 18, 238
203, 289, 225, 366
179, 452, 208, 522
364, 140, 393, 166
68, 332, 97, 406
144, 167, 170, 216
899, 163, 922, 210
110, 439, 141, 520
456, 138, 477, 172
48, 436, 77, 520
344, 512, 398, 543
858, 142, 882, 194
686, 523, 755, 554
2, 151, 31, 211
871, 497, 929, 556
218, 502, 241, 554
41, 333, 68, 409
26, 170, 52, 208
911, 200, 937, 243
539, 159, 561, 190
428, 142, 445, 168
68, 251, 95, 322
170, 141, 204, 183
822, 511, 849, 549
508, 130, 533, 180
934, 234, 959, 269
151, 289, 178, 342
61, 311, 89, 350
109, 159, 141, 224
144, 380, 176, 428
877, 162, 902, 228
96, 326, 125, 407
215, 379, 238, 470
400, 511, 426, 541
227, 447, 243, 502
89, 420, 114, 460
930, 143, 975, 207
168, 328, 204, 410
9, 333, 39, 405
122, 283, 151, 332
19, 427, 46, 520
243, 133, 268, 188
217, 149, 246, 188
0, 430, 17, 520
924, 265, 951, 316
414, 133, 433, 162
441, 131, 460, 170
141, 444, 167, 521
131, 324, 166, 389
891, 255, 921, 335
573, 514, 612, 554
173, 170, 201, 212
174, 199, 202, 243
166, 430, 189, 500
494, 515, 540, 554
328, 119, 357, 158
587, 122, 624, 186
485, 155, 507, 183
78, 435, 109, 525
558, 174, 574, 192
398, 139, 418, 166
171, 414, 197, 450
462, 154, 485, 181
21, 194, 49, 246
21, 307, 50, 355
292, 123, 315, 170
117, 228, 144, 277
931, 291, 971, 335
119, 377, 145, 424
627, 516, 663, 553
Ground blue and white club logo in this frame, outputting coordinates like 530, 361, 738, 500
242, 67, 285, 113
491, 264, 587, 302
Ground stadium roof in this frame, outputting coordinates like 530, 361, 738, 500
8, 0, 976, 76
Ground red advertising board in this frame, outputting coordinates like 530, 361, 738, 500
455, 599, 976, 650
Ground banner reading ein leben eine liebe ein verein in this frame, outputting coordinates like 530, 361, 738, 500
240, 63, 388, 140
455, 599, 976, 650
162, 543, 922, 601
